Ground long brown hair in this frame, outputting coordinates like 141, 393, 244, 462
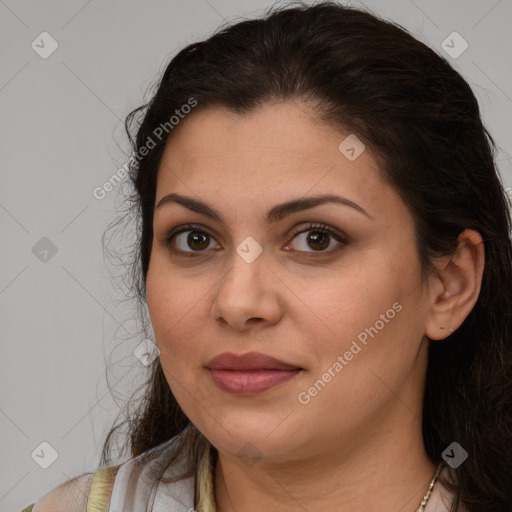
100, 2, 512, 510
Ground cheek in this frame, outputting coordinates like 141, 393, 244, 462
302, 264, 399, 350
304, 247, 421, 378
145, 259, 210, 376
146, 275, 208, 416
293, 280, 419, 435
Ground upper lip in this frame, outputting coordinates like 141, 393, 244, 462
207, 351, 301, 371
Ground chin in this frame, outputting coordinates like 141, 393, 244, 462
194, 410, 305, 462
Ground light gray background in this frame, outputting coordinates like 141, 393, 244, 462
1, 0, 511, 510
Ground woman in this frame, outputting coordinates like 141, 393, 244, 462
20, 1, 512, 511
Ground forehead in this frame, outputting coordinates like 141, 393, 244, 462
155, 101, 401, 222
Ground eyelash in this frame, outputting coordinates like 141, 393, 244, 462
161, 222, 349, 258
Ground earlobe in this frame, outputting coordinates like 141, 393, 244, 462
424, 229, 485, 341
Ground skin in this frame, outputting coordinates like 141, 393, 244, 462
145, 101, 485, 512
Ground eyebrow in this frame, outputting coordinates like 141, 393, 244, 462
155, 192, 373, 222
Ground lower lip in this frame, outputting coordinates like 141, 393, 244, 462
209, 368, 301, 395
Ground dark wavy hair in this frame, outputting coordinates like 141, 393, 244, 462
100, 2, 512, 510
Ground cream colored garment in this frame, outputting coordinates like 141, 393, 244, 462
27, 434, 460, 512
425, 465, 466, 512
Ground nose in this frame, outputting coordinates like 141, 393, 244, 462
210, 247, 283, 332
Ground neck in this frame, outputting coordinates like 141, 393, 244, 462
214, 406, 437, 512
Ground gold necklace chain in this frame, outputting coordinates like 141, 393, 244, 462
415, 463, 443, 512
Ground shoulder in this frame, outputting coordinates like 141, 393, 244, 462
28, 472, 94, 512
23, 433, 198, 512
26, 464, 124, 512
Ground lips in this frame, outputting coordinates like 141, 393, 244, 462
206, 351, 303, 395
207, 351, 301, 371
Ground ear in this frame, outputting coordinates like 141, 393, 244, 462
424, 229, 485, 341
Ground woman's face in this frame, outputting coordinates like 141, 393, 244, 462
146, 101, 434, 464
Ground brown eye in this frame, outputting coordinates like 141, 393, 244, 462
163, 224, 221, 256
304, 231, 330, 251
184, 231, 210, 251
286, 223, 348, 255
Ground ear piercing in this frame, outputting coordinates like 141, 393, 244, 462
439, 326, 454, 332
